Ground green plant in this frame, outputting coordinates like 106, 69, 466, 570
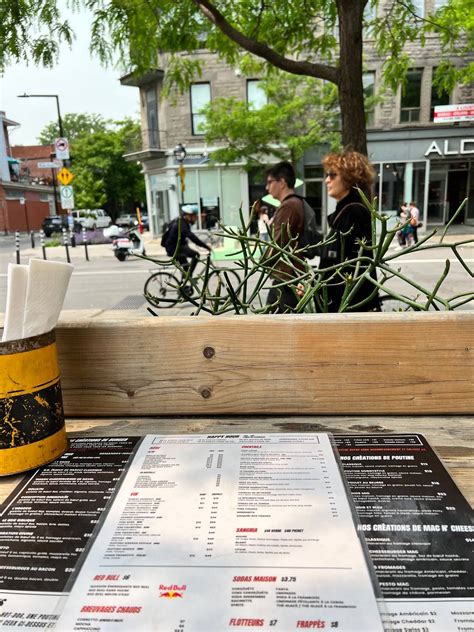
143, 199, 473, 315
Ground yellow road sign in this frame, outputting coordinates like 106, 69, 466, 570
57, 167, 74, 186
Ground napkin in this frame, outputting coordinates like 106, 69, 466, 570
2, 264, 29, 342
22, 259, 74, 339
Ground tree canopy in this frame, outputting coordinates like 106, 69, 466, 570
201, 73, 340, 167
2, 1, 473, 153
37, 114, 146, 217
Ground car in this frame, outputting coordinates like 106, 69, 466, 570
72, 209, 112, 230
139, 214, 149, 230
41, 215, 81, 237
115, 214, 136, 228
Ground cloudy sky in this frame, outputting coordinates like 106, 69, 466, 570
0, 8, 139, 145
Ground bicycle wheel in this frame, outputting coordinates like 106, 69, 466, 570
202, 268, 241, 304
144, 272, 181, 308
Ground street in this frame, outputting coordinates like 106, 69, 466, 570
0, 230, 473, 316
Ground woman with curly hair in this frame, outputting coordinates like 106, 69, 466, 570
317, 150, 380, 312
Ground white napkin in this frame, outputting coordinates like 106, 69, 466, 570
2, 264, 29, 342
22, 259, 74, 339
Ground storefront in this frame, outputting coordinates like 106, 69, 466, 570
301, 128, 473, 232
146, 158, 248, 236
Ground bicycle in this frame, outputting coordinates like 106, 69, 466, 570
144, 257, 241, 310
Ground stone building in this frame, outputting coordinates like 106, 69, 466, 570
120, 1, 474, 237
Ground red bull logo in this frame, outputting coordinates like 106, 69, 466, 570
159, 583, 186, 599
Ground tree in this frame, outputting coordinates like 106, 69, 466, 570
38, 116, 146, 217
201, 73, 341, 167
37, 112, 109, 144
2, 1, 473, 153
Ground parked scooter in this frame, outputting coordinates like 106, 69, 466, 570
112, 228, 146, 261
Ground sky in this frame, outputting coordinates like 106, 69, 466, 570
0, 8, 139, 146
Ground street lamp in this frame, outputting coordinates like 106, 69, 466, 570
17, 93, 65, 138
18, 93, 65, 216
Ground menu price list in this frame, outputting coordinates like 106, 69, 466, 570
55, 433, 383, 631
334, 434, 473, 631
0, 437, 140, 629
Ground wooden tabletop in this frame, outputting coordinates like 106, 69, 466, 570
1, 415, 472, 507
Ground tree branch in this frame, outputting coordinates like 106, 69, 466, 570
192, 0, 339, 84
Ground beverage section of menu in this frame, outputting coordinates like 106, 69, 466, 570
55, 433, 383, 631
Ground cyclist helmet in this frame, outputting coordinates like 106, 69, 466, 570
181, 204, 199, 216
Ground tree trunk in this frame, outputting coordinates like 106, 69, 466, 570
337, 0, 368, 155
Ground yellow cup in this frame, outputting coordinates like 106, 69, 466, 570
0, 329, 68, 476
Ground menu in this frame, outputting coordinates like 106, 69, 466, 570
55, 433, 383, 631
334, 434, 474, 631
0, 437, 140, 630
1, 432, 472, 631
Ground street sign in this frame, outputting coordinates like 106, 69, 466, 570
57, 167, 74, 186
60, 185, 75, 210
434, 104, 474, 124
55, 137, 70, 160
38, 161, 61, 169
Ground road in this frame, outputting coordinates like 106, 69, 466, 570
0, 231, 473, 316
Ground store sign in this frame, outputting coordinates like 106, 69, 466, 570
434, 104, 474, 123
424, 138, 474, 157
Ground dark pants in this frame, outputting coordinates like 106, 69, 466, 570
266, 280, 299, 313
176, 246, 200, 277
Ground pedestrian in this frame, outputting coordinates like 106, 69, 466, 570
317, 149, 380, 312
255, 200, 272, 242
409, 201, 421, 244
264, 161, 305, 312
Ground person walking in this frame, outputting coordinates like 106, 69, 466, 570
317, 150, 380, 312
264, 161, 305, 312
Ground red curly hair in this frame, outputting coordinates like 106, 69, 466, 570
322, 150, 375, 196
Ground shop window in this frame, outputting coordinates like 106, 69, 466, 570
146, 87, 159, 148
380, 162, 426, 215
363, 71, 376, 126
430, 71, 450, 121
247, 80, 267, 110
190, 83, 211, 135
400, 69, 423, 123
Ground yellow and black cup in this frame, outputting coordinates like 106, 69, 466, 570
0, 330, 68, 476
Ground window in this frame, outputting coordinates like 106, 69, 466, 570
146, 87, 159, 148
434, 0, 447, 11
363, 3, 376, 37
247, 80, 267, 110
400, 69, 423, 122
190, 83, 211, 135
363, 71, 376, 126
430, 70, 450, 121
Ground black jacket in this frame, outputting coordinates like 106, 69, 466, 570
317, 190, 379, 312
165, 217, 209, 256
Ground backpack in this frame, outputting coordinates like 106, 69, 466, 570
160, 220, 173, 248
288, 195, 323, 260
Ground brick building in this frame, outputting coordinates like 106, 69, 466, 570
0, 112, 57, 233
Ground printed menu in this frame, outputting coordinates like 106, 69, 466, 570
55, 433, 383, 631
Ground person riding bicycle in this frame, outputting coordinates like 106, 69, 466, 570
163, 205, 212, 278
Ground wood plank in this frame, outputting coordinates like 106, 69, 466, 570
56, 312, 474, 416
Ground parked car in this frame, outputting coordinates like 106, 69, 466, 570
115, 214, 136, 228
140, 213, 149, 230
72, 209, 112, 230
41, 215, 81, 237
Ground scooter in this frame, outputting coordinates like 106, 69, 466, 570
112, 228, 146, 261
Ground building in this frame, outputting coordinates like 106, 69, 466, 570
0, 112, 57, 233
120, 2, 474, 237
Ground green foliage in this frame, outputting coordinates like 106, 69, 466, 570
201, 73, 340, 167
37, 112, 109, 144
37, 115, 145, 216
144, 200, 474, 315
